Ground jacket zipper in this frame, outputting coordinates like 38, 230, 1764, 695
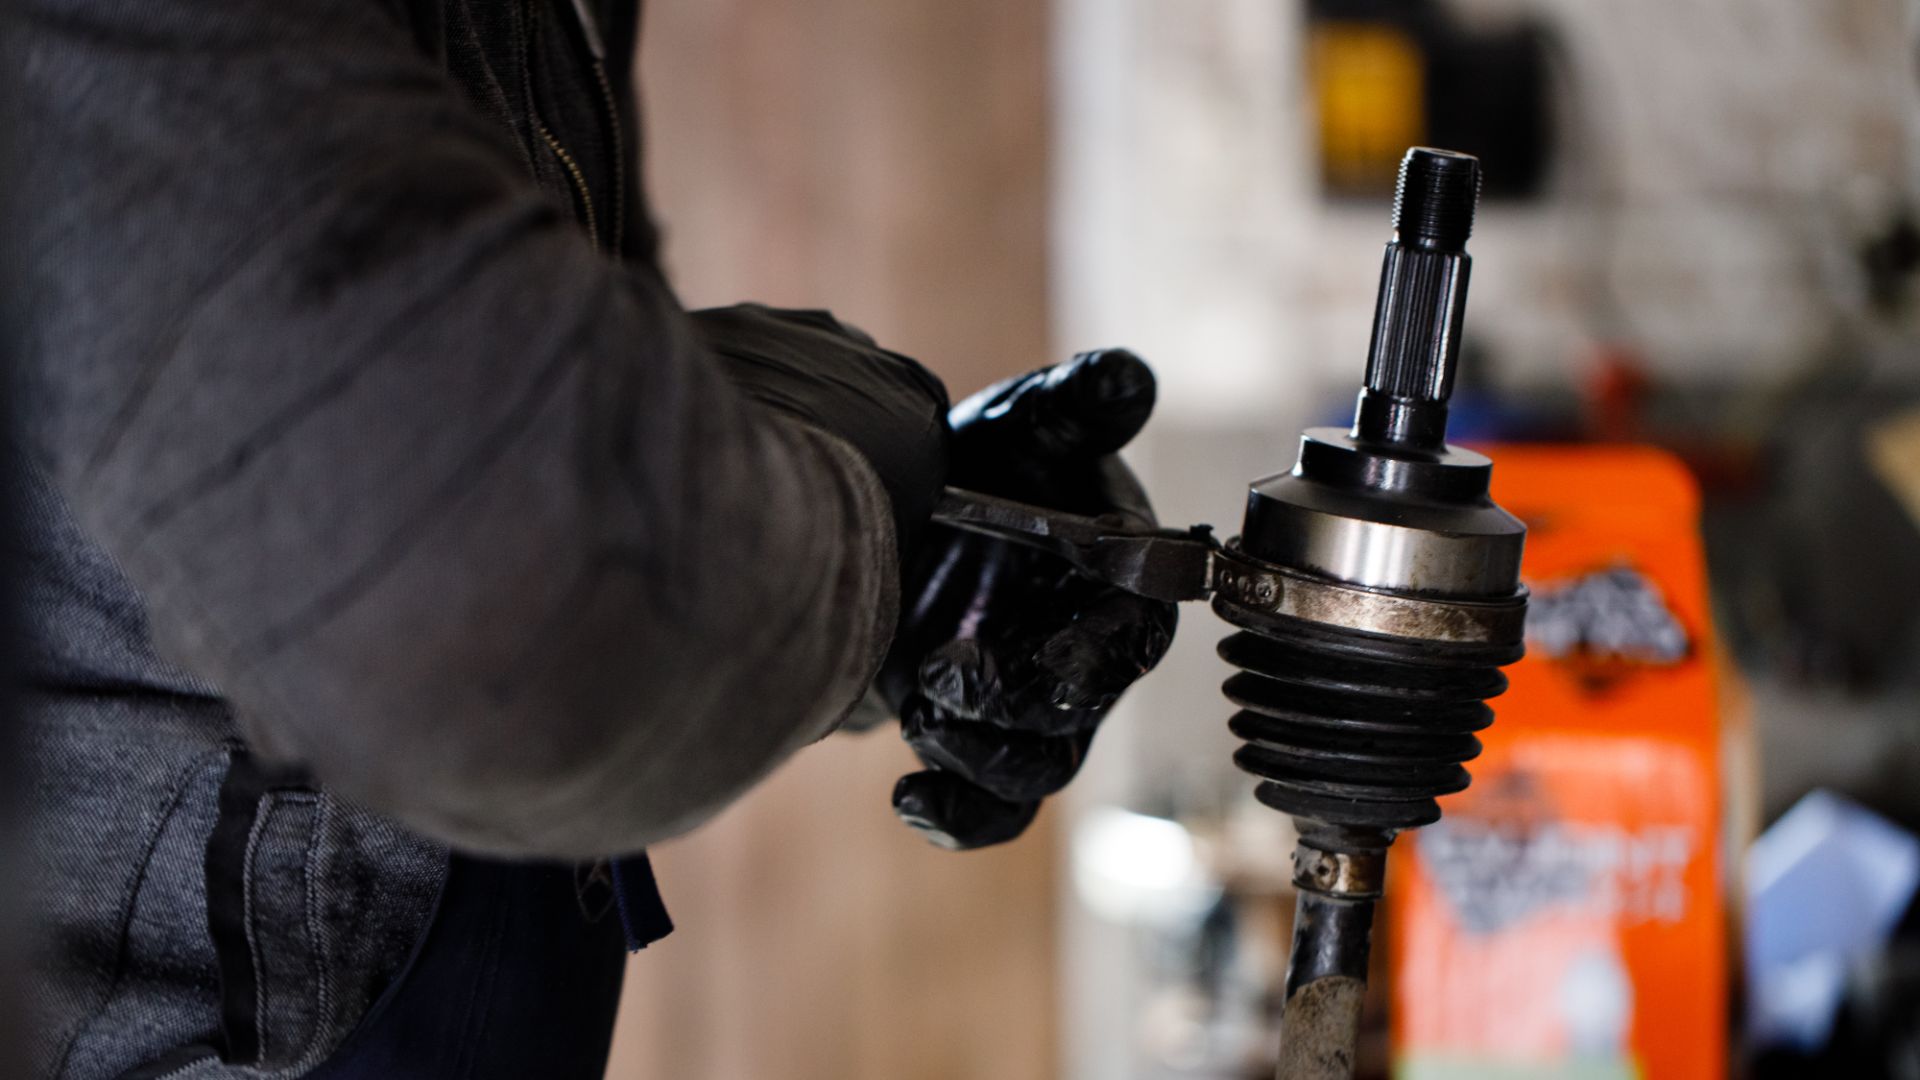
525, 0, 625, 257
588, 58, 626, 258
535, 120, 600, 246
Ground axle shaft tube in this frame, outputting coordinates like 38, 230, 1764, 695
1274, 841, 1384, 1080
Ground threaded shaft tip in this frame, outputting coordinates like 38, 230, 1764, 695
1392, 148, 1481, 251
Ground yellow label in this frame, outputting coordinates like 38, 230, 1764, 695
1311, 22, 1426, 194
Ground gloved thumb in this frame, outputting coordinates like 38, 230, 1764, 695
954, 349, 1157, 461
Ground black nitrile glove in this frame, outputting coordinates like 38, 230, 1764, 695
692, 304, 950, 546
879, 350, 1178, 850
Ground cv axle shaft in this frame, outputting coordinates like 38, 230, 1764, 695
1215, 147, 1526, 1078
931, 145, 1528, 1080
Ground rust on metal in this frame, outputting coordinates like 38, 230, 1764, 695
1291, 845, 1386, 899
1276, 975, 1366, 1080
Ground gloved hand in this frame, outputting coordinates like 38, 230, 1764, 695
691, 303, 950, 546
878, 350, 1178, 850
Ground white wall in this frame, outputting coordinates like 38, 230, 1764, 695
1054, 0, 1920, 425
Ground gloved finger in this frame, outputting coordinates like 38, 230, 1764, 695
912, 548, 1082, 720
892, 770, 1042, 851
1084, 454, 1158, 529
970, 575, 1174, 731
917, 638, 1000, 719
1032, 589, 1179, 710
901, 695, 1092, 801
919, 623, 1105, 738
953, 349, 1157, 462
988, 674, 1104, 737
876, 537, 1006, 712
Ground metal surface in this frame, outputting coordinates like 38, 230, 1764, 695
1277, 838, 1388, 1080
1240, 459, 1525, 597
1292, 845, 1386, 899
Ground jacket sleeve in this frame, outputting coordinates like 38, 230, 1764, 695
8, 0, 915, 856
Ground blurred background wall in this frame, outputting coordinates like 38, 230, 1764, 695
605, 2, 1060, 1079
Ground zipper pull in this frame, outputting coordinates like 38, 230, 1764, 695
566, 0, 607, 62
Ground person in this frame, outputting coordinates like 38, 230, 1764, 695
4, 0, 1177, 1076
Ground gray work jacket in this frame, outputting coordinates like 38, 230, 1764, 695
7, 0, 899, 1073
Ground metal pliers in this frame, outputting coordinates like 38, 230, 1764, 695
931, 486, 1220, 604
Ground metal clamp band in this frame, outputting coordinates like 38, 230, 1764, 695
931, 488, 1529, 646
1211, 543, 1528, 646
